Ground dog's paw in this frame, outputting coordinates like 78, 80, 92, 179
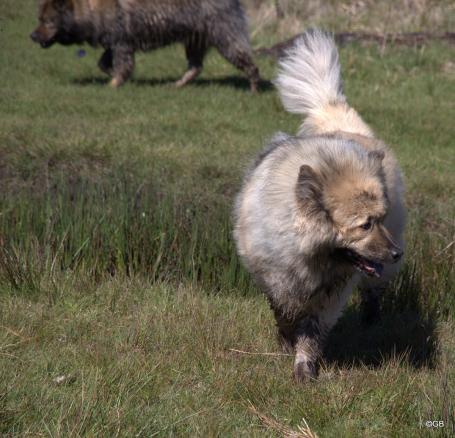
109, 77, 123, 88
293, 360, 319, 383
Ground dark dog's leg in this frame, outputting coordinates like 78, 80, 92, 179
110, 46, 135, 88
212, 33, 260, 92
176, 37, 208, 88
98, 48, 113, 76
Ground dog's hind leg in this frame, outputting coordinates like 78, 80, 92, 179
175, 36, 208, 88
109, 45, 135, 88
359, 253, 404, 325
210, 25, 260, 92
359, 197, 406, 325
359, 286, 383, 325
359, 268, 401, 325
214, 41, 260, 92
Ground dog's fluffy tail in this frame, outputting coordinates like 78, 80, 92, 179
274, 29, 373, 137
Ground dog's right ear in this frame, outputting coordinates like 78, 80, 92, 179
296, 165, 323, 209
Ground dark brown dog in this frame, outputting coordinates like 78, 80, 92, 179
31, 0, 260, 91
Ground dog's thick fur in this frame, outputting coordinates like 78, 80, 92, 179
31, 0, 260, 90
234, 30, 406, 382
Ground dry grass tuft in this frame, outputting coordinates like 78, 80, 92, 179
249, 403, 319, 438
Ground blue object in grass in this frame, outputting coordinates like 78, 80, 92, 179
77, 49, 86, 58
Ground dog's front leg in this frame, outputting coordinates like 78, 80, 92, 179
293, 315, 326, 382
109, 45, 135, 88
293, 280, 355, 382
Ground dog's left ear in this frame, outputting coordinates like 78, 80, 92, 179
368, 150, 384, 172
296, 165, 323, 210
369, 150, 385, 162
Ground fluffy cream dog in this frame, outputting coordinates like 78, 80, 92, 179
234, 29, 405, 382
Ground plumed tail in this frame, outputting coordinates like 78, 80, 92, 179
274, 29, 373, 137
275, 29, 344, 115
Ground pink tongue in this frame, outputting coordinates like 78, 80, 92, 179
364, 265, 374, 273
361, 261, 383, 277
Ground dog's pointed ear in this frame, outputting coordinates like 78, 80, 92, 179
368, 150, 385, 173
296, 164, 322, 205
368, 150, 385, 163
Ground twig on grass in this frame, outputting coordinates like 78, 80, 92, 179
0, 352, 21, 360
435, 240, 455, 257
0, 325, 33, 341
228, 348, 292, 357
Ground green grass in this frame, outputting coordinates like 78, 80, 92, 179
1, 0, 454, 436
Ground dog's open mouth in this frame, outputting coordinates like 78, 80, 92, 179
339, 249, 384, 278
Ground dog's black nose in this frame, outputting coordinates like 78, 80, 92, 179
30, 31, 39, 42
391, 249, 403, 262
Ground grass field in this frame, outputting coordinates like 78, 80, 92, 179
1, 0, 454, 436
244, 0, 455, 42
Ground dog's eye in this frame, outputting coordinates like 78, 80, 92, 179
360, 220, 372, 230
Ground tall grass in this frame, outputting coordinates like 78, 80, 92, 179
0, 166, 254, 296
1, 150, 453, 327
